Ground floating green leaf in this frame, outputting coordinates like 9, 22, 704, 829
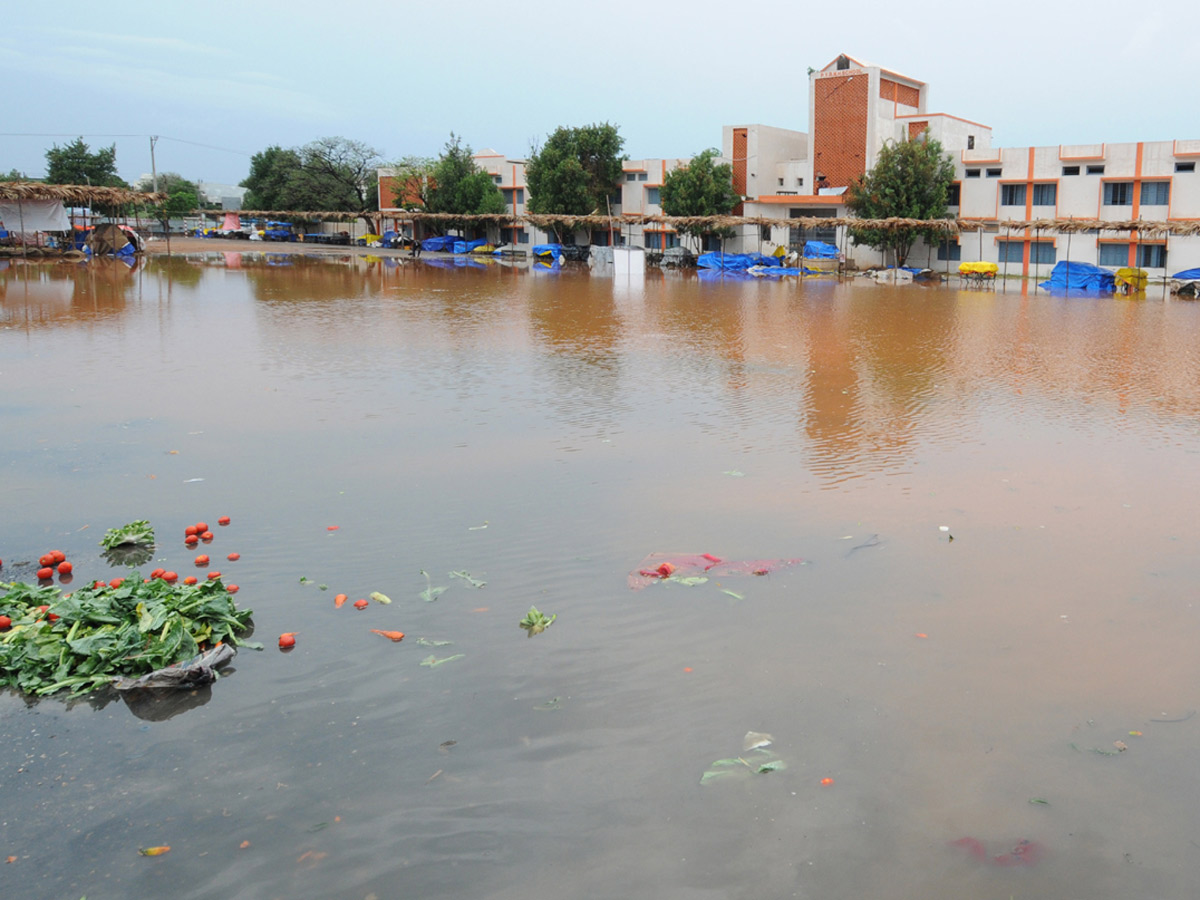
415, 637, 454, 647
450, 571, 486, 588
723, 470, 746, 478
419, 570, 447, 603
533, 697, 562, 711
99, 520, 155, 550
669, 576, 708, 587
700, 769, 738, 784
756, 760, 786, 773
369, 591, 392, 605
420, 654, 465, 668
1029, 797, 1049, 805
519, 606, 556, 636
721, 589, 744, 601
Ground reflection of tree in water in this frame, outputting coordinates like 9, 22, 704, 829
525, 275, 629, 434
145, 255, 204, 287
242, 255, 385, 303
0, 259, 139, 328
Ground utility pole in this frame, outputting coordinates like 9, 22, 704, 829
149, 135, 159, 193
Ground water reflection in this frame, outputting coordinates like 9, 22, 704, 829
6, 256, 1200, 900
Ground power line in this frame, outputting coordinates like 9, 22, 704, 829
1, 132, 252, 157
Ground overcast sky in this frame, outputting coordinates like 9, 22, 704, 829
3, 0, 1196, 187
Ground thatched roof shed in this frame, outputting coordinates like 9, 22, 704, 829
0, 181, 164, 206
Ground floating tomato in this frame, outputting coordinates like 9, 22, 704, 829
226, 584, 239, 594
49, 550, 66, 565
218, 516, 231, 526
353, 599, 368, 610
194, 555, 210, 566
162, 572, 178, 583
184, 534, 199, 546
207, 571, 221, 580
185, 525, 199, 536
37, 567, 54, 580
183, 576, 198, 585
278, 632, 297, 649
201, 531, 214, 542
57, 561, 72, 575
226, 552, 240, 561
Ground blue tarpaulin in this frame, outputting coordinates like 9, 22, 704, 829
533, 243, 562, 258
697, 252, 781, 270
452, 238, 489, 254
803, 241, 839, 259
1172, 268, 1200, 280
421, 235, 459, 252
1039, 261, 1115, 293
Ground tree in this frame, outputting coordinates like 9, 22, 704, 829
388, 155, 435, 209
659, 149, 740, 250
240, 145, 303, 210
2, 168, 30, 181
425, 134, 505, 219
44, 138, 128, 187
844, 132, 955, 267
525, 123, 625, 221
139, 172, 200, 218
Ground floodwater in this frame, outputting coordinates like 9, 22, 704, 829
3, 252, 1200, 900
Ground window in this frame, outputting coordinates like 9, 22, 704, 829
646, 187, 660, 205
998, 241, 1023, 263
760, 225, 772, 241
967, 135, 975, 150
626, 173, 637, 182
1138, 244, 1167, 268
1141, 182, 1170, 205
1062, 165, 1080, 176
492, 175, 502, 185
608, 191, 621, 208
638, 173, 648, 182
936, 240, 961, 261
778, 177, 784, 186
947, 183, 961, 205
965, 168, 981, 178
1001, 184, 1026, 206
1029, 242, 1056, 264
986, 168, 1002, 178
1098, 243, 1128, 266
1032, 183, 1057, 206
502, 188, 525, 205
591, 230, 611, 246
1177, 162, 1196, 173
1086, 164, 1105, 175
796, 177, 804, 187
1103, 182, 1133, 206
507, 227, 528, 245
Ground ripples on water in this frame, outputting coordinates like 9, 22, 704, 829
3, 255, 1200, 899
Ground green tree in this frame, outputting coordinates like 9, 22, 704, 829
241, 146, 302, 209
2, 168, 31, 181
388, 155, 435, 209
426, 134, 505, 219
525, 122, 625, 219
44, 138, 128, 187
659, 149, 740, 249
844, 132, 955, 267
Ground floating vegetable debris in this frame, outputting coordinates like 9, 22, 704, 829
100, 520, 155, 550
1, 572, 256, 696
369, 591, 392, 605
628, 553, 805, 590
701, 732, 786, 784
370, 629, 405, 642
419, 570, 447, 603
519, 606, 556, 636
420, 654, 464, 667
449, 570, 486, 588
138, 846, 171, 857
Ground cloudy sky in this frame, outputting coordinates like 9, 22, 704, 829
3, 0, 1195, 187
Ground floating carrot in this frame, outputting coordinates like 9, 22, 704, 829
139, 846, 171, 856
370, 629, 405, 642
334, 593, 348, 608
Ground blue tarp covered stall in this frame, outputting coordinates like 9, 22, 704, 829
532, 243, 562, 258
421, 235, 458, 252
1171, 268, 1200, 280
803, 240, 839, 259
452, 238, 489, 254
697, 252, 781, 271
1039, 261, 1115, 293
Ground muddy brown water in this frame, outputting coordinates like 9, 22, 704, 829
3, 253, 1200, 899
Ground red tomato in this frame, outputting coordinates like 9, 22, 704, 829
57, 561, 73, 575
207, 571, 221, 580
194, 555, 210, 566
93, 580, 106, 589
185, 525, 199, 536
185, 534, 199, 546
49, 550, 66, 565
278, 632, 296, 649
37, 567, 54, 580
109, 578, 123, 589
334, 594, 348, 608
151, 568, 165, 579
0, 615, 11, 630
353, 599, 368, 610
183, 576, 198, 585
226, 584, 239, 594
226, 552, 240, 561
200, 531, 214, 542
39, 555, 54, 568
218, 516, 231, 526
195, 522, 209, 533
162, 571, 178, 583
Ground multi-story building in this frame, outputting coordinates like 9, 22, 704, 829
379, 53, 1200, 275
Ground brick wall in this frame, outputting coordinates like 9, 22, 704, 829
813, 73, 869, 190
732, 128, 747, 214
881, 78, 920, 108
